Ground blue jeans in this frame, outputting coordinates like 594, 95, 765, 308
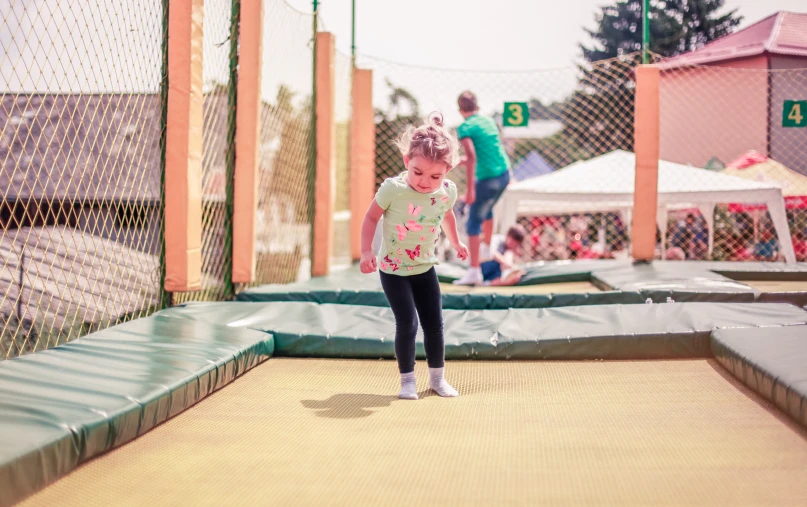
466, 171, 510, 236
480, 260, 502, 281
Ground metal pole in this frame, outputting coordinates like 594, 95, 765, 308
158, 0, 171, 309
351, 0, 356, 67
642, 0, 650, 64
17, 247, 24, 322
223, 0, 241, 299
309, 0, 319, 277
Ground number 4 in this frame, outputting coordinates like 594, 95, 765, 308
789, 103, 803, 124
784, 100, 807, 127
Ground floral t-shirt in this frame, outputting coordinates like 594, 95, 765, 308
375, 172, 458, 276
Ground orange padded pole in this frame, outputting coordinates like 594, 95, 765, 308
232, 0, 263, 284
165, 0, 203, 292
350, 68, 374, 261
632, 65, 661, 262
312, 32, 335, 277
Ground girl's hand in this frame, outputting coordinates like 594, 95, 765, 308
360, 252, 377, 274
453, 242, 469, 261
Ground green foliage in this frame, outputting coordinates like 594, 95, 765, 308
271, 85, 314, 223
374, 79, 421, 186
581, 0, 743, 61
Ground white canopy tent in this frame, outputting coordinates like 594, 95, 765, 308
498, 150, 796, 263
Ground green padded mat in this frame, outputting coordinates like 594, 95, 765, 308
712, 325, 807, 428
5, 295, 807, 505
162, 301, 807, 361
0, 315, 273, 507
237, 261, 807, 308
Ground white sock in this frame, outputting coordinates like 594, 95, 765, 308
429, 367, 459, 397
453, 267, 482, 285
399, 372, 418, 400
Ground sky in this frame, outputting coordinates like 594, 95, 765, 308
292, 0, 806, 70
281, 0, 806, 126
1, 0, 802, 125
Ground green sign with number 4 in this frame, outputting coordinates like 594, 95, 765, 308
783, 100, 807, 128
503, 102, 528, 127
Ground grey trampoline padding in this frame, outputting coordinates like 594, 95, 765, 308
591, 263, 756, 302
161, 301, 807, 361
712, 325, 807, 427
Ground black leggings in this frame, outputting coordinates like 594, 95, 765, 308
379, 268, 444, 374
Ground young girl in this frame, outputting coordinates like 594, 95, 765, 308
360, 112, 468, 400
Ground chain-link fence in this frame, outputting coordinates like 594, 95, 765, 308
659, 62, 807, 262
362, 52, 657, 262
332, 50, 352, 267
250, 0, 316, 286
1, 0, 166, 358
0, 0, 323, 359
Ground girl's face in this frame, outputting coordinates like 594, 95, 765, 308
505, 236, 521, 251
404, 155, 449, 193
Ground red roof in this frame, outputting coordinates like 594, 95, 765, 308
661, 11, 807, 68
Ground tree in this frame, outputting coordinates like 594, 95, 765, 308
568, 0, 743, 159
582, 0, 743, 61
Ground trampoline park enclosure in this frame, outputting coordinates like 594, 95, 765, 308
1, 1, 807, 506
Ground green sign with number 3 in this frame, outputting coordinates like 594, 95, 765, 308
783, 100, 807, 128
503, 102, 528, 127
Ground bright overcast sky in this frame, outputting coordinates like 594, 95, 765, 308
289, 0, 805, 70
282, 0, 806, 125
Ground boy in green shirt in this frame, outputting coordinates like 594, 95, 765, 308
453, 91, 512, 286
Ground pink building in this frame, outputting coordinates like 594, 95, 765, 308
658, 12, 807, 175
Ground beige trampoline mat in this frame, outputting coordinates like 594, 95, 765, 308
743, 280, 807, 292
20, 359, 807, 507
440, 281, 599, 294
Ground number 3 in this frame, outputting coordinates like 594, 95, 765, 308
508, 104, 523, 126
788, 103, 804, 124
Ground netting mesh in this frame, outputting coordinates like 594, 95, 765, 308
332, 50, 352, 267
362, 53, 657, 262
174, 0, 237, 304
249, 0, 314, 286
659, 64, 807, 262
1, 0, 166, 358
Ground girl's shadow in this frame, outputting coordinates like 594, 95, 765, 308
301, 393, 400, 419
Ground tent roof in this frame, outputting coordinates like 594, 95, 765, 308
509, 150, 780, 194
504, 150, 783, 214
512, 151, 554, 181
499, 151, 796, 263
661, 11, 807, 68
722, 151, 807, 198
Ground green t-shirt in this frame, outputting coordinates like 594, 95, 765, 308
456, 114, 510, 181
375, 172, 458, 276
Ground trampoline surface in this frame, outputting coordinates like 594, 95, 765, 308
743, 280, 807, 293
19, 359, 807, 507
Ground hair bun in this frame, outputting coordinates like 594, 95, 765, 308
428, 111, 444, 127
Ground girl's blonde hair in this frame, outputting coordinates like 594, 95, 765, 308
396, 112, 459, 169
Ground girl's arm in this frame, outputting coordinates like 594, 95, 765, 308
442, 209, 469, 260
360, 201, 385, 273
